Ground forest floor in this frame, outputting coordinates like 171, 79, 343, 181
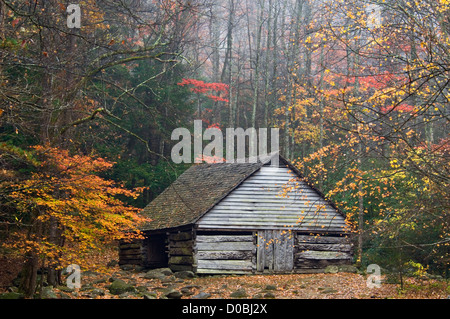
64, 267, 449, 299
1, 246, 448, 299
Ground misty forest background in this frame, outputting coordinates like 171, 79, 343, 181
0, 0, 449, 296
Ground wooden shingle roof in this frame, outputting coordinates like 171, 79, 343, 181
140, 160, 264, 231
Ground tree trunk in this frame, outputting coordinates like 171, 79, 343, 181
263, 0, 273, 128
21, 254, 39, 298
47, 216, 62, 287
223, 0, 235, 128
251, 0, 265, 131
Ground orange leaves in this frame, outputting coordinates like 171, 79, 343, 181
3, 145, 148, 269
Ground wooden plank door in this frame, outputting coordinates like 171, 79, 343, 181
257, 230, 294, 272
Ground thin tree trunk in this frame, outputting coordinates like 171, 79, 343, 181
317, 43, 325, 191
357, 138, 364, 264
223, 0, 235, 127
263, 0, 273, 128
251, 0, 265, 130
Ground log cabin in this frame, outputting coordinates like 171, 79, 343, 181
119, 154, 354, 274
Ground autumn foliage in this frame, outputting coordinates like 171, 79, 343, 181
1, 145, 148, 282
178, 78, 230, 103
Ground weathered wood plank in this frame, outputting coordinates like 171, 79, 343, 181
196, 242, 254, 251
204, 207, 339, 214
295, 250, 352, 260
296, 235, 351, 244
256, 234, 265, 272
223, 195, 327, 202
220, 197, 328, 204
224, 191, 320, 198
197, 221, 345, 231
296, 243, 353, 252
196, 269, 252, 275
169, 247, 193, 256
199, 216, 343, 223
118, 256, 143, 261
235, 181, 298, 186
169, 240, 193, 248
200, 217, 342, 226
169, 232, 192, 241
119, 243, 141, 249
169, 256, 194, 265
197, 250, 253, 260
197, 260, 253, 270
231, 187, 286, 192
119, 251, 142, 257
283, 233, 294, 271
196, 235, 253, 243
295, 259, 352, 269
198, 224, 347, 233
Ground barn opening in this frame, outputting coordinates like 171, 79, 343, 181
144, 233, 168, 268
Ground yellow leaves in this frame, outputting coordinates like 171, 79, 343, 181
390, 159, 400, 169
2, 145, 148, 267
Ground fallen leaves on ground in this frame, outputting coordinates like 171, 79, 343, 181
57, 269, 448, 299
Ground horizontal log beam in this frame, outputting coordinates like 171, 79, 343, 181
169, 247, 193, 256
296, 235, 351, 244
119, 243, 141, 250
196, 235, 254, 243
169, 232, 192, 241
196, 242, 254, 251
296, 243, 353, 252
295, 258, 352, 269
169, 240, 193, 248
196, 269, 253, 275
119, 251, 142, 257
197, 260, 253, 271
295, 250, 352, 260
196, 250, 253, 260
169, 256, 194, 265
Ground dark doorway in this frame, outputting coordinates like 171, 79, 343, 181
144, 234, 168, 268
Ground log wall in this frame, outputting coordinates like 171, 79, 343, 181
194, 234, 255, 274
119, 231, 354, 274
168, 231, 195, 272
294, 234, 353, 271
119, 239, 146, 266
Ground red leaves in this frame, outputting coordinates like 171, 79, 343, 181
207, 122, 221, 130
380, 103, 415, 114
178, 78, 229, 103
